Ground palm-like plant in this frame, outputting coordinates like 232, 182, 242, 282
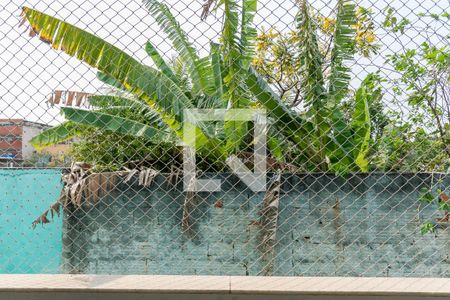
293, 0, 372, 172
22, 0, 371, 173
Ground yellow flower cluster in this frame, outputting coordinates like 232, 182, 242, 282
319, 16, 336, 34
356, 29, 376, 43
255, 28, 279, 52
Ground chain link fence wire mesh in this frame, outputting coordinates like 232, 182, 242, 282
0, 0, 449, 276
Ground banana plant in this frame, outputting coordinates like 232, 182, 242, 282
295, 0, 372, 172
22, 0, 299, 166
22, 0, 371, 173
23, 1, 223, 162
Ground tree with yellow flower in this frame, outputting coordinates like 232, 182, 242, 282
253, 0, 381, 172
253, 2, 380, 106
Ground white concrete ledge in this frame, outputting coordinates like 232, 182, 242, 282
0, 275, 449, 300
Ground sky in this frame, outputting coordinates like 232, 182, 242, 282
0, 0, 448, 125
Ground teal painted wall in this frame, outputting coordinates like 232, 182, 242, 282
0, 169, 63, 273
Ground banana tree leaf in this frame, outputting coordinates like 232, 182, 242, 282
297, 0, 326, 109
143, 0, 215, 96
30, 121, 80, 149
22, 7, 191, 122
88, 95, 162, 124
243, 67, 318, 159
267, 132, 286, 162
210, 42, 225, 100
296, 0, 329, 169
327, 0, 356, 104
240, 0, 257, 69
61, 107, 167, 143
224, 119, 249, 154
145, 41, 180, 85
97, 72, 126, 91
243, 68, 313, 135
220, 0, 252, 153
22, 7, 219, 154
222, 0, 242, 109
326, 109, 354, 173
351, 85, 371, 172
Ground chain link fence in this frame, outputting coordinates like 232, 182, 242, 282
0, 0, 449, 276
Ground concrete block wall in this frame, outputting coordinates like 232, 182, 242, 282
62, 173, 450, 277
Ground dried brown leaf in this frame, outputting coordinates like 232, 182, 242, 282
99, 173, 108, 197
182, 191, 196, 234
66, 91, 75, 106
50, 202, 61, 218
201, 0, 216, 20
439, 192, 449, 203
53, 90, 62, 105
75, 92, 86, 107
248, 220, 261, 226
28, 28, 37, 37
167, 165, 181, 187
19, 17, 27, 27
258, 173, 281, 276
32, 210, 50, 229
92, 174, 101, 203
124, 169, 138, 183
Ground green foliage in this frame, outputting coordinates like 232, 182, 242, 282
252, 0, 378, 172
354, 7, 380, 57
24, 0, 430, 176
240, 0, 257, 69
144, 0, 215, 96
220, 0, 257, 153
296, 0, 326, 110
253, 3, 379, 104
145, 41, 180, 85
26, 0, 376, 173
30, 121, 80, 149
383, 6, 410, 34
351, 83, 371, 171
439, 201, 450, 212
71, 129, 178, 172
324, 0, 358, 173
296, 1, 328, 168
61, 107, 167, 142
419, 187, 435, 204
210, 42, 225, 99
386, 40, 450, 168
420, 222, 435, 235
366, 10, 450, 176
22, 6, 221, 162
327, 0, 356, 103
417, 184, 450, 234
